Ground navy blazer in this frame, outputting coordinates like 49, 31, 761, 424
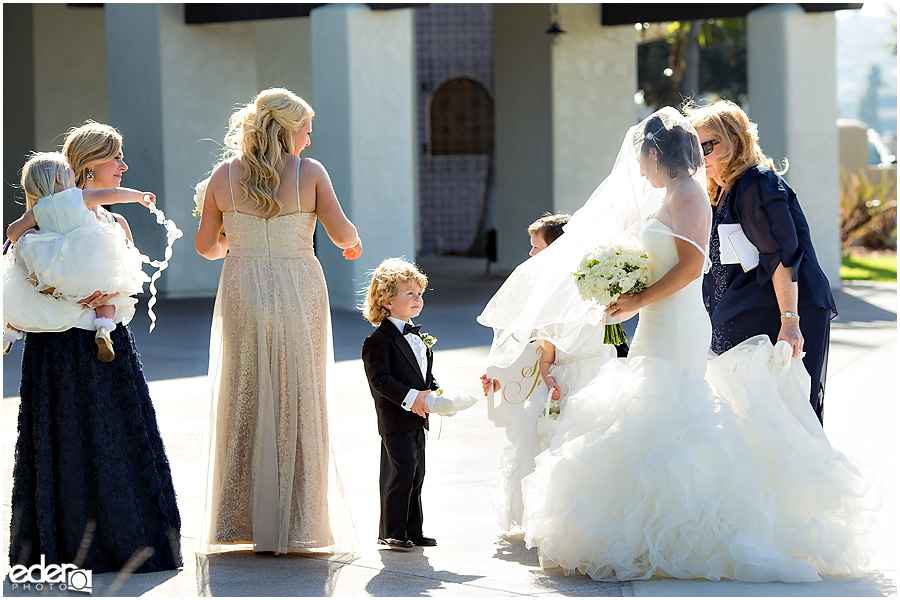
362, 320, 439, 436
704, 165, 837, 329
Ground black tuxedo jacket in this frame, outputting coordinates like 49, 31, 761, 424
362, 320, 439, 436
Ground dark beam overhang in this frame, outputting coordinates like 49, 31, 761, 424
185, 3, 426, 25
601, 3, 863, 26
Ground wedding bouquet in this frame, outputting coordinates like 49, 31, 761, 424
192, 176, 210, 218
573, 244, 651, 345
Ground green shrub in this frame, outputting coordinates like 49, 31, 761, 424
840, 167, 897, 252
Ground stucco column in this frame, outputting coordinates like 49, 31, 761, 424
104, 4, 167, 275
552, 4, 637, 214
311, 4, 417, 311
3, 4, 36, 231
255, 17, 316, 160
493, 4, 636, 269
748, 4, 841, 288
106, 4, 262, 297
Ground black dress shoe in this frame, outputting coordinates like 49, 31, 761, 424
377, 537, 414, 550
410, 536, 437, 547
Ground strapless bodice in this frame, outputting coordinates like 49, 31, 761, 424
642, 219, 680, 283
631, 218, 711, 371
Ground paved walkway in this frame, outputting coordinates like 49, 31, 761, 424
1, 256, 897, 597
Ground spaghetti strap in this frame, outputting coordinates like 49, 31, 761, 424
662, 228, 712, 274
296, 158, 302, 210
228, 161, 237, 213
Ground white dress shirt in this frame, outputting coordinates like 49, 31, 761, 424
388, 317, 428, 411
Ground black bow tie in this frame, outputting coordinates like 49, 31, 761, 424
402, 323, 421, 336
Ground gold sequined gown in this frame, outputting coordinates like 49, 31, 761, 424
200, 211, 354, 554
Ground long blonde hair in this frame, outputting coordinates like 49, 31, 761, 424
20, 152, 73, 209
61, 121, 123, 189
684, 99, 783, 206
223, 88, 314, 217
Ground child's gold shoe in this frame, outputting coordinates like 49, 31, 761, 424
2, 339, 12, 357
95, 327, 115, 362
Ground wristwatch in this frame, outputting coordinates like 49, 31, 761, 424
779, 311, 800, 320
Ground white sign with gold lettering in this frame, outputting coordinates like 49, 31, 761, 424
485, 341, 543, 433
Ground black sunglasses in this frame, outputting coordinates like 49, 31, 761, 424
701, 139, 720, 156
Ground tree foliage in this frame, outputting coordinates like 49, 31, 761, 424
637, 18, 747, 109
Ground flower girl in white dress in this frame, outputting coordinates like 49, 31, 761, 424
3, 152, 154, 361
479, 108, 875, 583
481, 213, 617, 531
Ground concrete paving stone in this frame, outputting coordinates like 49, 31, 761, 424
326, 563, 512, 597
631, 571, 898, 597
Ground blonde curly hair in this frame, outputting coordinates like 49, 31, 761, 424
683, 99, 783, 206
362, 258, 428, 326
223, 88, 314, 218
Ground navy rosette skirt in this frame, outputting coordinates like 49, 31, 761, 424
8, 326, 182, 574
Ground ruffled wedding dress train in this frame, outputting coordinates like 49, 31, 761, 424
520, 220, 874, 582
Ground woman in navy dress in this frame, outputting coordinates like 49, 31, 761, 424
687, 101, 836, 424
8, 122, 182, 574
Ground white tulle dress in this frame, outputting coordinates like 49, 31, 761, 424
519, 219, 875, 582
3, 188, 147, 331
493, 309, 616, 531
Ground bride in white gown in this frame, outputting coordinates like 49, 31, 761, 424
479, 108, 874, 583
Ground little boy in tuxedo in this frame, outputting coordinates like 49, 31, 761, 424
361, 258, 438, 551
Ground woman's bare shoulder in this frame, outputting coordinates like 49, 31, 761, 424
670, 179, 708, 209
299, 156, 328, 179
204, 161, 224, 194
209, 157, 239, 180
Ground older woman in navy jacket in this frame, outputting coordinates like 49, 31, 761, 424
688, 100, 836, 425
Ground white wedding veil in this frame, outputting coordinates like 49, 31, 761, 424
477, 107, 709, 367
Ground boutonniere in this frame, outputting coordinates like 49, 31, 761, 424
419, 332, 437, 353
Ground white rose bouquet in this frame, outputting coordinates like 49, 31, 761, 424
192, 176, 211, 218
573, 244, 652, 345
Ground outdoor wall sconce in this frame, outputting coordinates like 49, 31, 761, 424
546, 4, 566, 44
